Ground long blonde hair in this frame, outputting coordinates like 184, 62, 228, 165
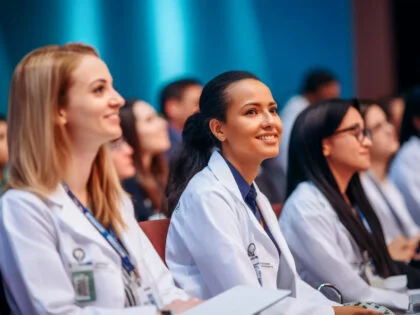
7, 43, 126, 234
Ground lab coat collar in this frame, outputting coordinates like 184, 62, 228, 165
208, 151, 297, 276
45, 184, 121, 258
207, 151, 245, 203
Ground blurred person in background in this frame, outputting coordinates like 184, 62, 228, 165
380, 96, 405, 136
109, 137, 136, 181
120, 99, 170, 221
390, 87, 420, 225
0, 115, 8, 191
358, 100, 420, 261
277, 68, 340, 173
0, 43, 198, 315
160, 78, 202, 159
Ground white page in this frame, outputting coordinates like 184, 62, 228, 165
183, 285, 290, 315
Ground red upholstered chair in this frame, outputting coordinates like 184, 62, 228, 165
271, 203, 283, 219
139, 218, 170, 265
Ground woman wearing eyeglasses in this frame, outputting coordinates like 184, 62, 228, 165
279, 99, 419, 311
358, 100, 420, 263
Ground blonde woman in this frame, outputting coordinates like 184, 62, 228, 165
0, 43, 198, 315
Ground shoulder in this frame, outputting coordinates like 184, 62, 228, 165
173, 167, 237, 218
282, 181, 333, 218
1, 188, 51, 214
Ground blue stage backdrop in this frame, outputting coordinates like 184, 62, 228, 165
0, 0, 354, 115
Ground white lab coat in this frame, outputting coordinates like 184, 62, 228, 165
280, 181, 409, 310
166, 151, 337, 315
0, 185, 188, 315
277, 95, 309, 172
361, 172, 419, 244
389, 136, 420, 225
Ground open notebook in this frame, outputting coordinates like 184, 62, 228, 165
183, 285, 290, 315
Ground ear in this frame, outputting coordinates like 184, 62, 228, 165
322, 138, 332, 157
209, 118, 226, 142
57, 108, 68, 125
164, 98, 179, 119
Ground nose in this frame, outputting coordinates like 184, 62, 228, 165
362, 135, 372, 148
262, 111, 274, 127
110, 89, 125, 108
123, 141, 134, 156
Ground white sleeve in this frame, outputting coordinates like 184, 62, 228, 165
169, 190, 335, 315
0, 191, 158, 315
390, 158, 420, 225
280, 197, 409, 310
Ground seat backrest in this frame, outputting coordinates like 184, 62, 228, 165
271, 203, 283, 219
139, 218, 170, 265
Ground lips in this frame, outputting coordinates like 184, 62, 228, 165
106, 113, 120, 123
256, 134, 279, 144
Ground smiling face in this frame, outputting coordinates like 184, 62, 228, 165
365, 105, 399, 162
59, 55, 125, 147
212, 78, 282, 166
133, 101, 171, 155
323, 106, 372, 176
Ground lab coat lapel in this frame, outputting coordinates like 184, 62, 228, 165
46, 184, 118, 258
208, 152, 282, 239
207, 151, 244, 202
254, 184, 297, 274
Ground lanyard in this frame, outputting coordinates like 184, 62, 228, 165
62, 183, 138, 278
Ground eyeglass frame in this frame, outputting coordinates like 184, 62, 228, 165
331, 124, 372, 143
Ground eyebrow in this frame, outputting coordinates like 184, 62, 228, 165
240, 101, 277, 110
89, 78, 112, 87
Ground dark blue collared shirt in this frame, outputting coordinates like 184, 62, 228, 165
224, 158, 260, 220
224, 157, 281, 256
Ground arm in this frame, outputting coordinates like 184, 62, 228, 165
280, 197, 408, 310
0, 191, 159, 315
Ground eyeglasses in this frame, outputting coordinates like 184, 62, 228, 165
332, 124, 371, 143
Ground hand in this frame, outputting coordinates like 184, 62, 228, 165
388, 236, 416, 262
162, 298, 202, 314
333, 306, 382, 314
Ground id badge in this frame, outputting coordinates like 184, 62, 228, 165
70, 264, 96, 303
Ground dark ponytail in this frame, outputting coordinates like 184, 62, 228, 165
166, 70, 259, 214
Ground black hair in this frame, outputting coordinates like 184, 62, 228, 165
165, 71, 259, 213
400, 86, 420, 145
287, 98, 398, 278
160, 78, 201, 117
301, 68, 337, 94
0, 115, 6, 123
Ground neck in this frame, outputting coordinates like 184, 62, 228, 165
223, 151, 260, 184
139, 152, 153, 176
64, 143, 100, 206
303, 92, 316, 105
170, 121, 183, 133
370, 159, 388, 182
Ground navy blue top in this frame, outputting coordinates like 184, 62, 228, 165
224, 157, 281, 256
